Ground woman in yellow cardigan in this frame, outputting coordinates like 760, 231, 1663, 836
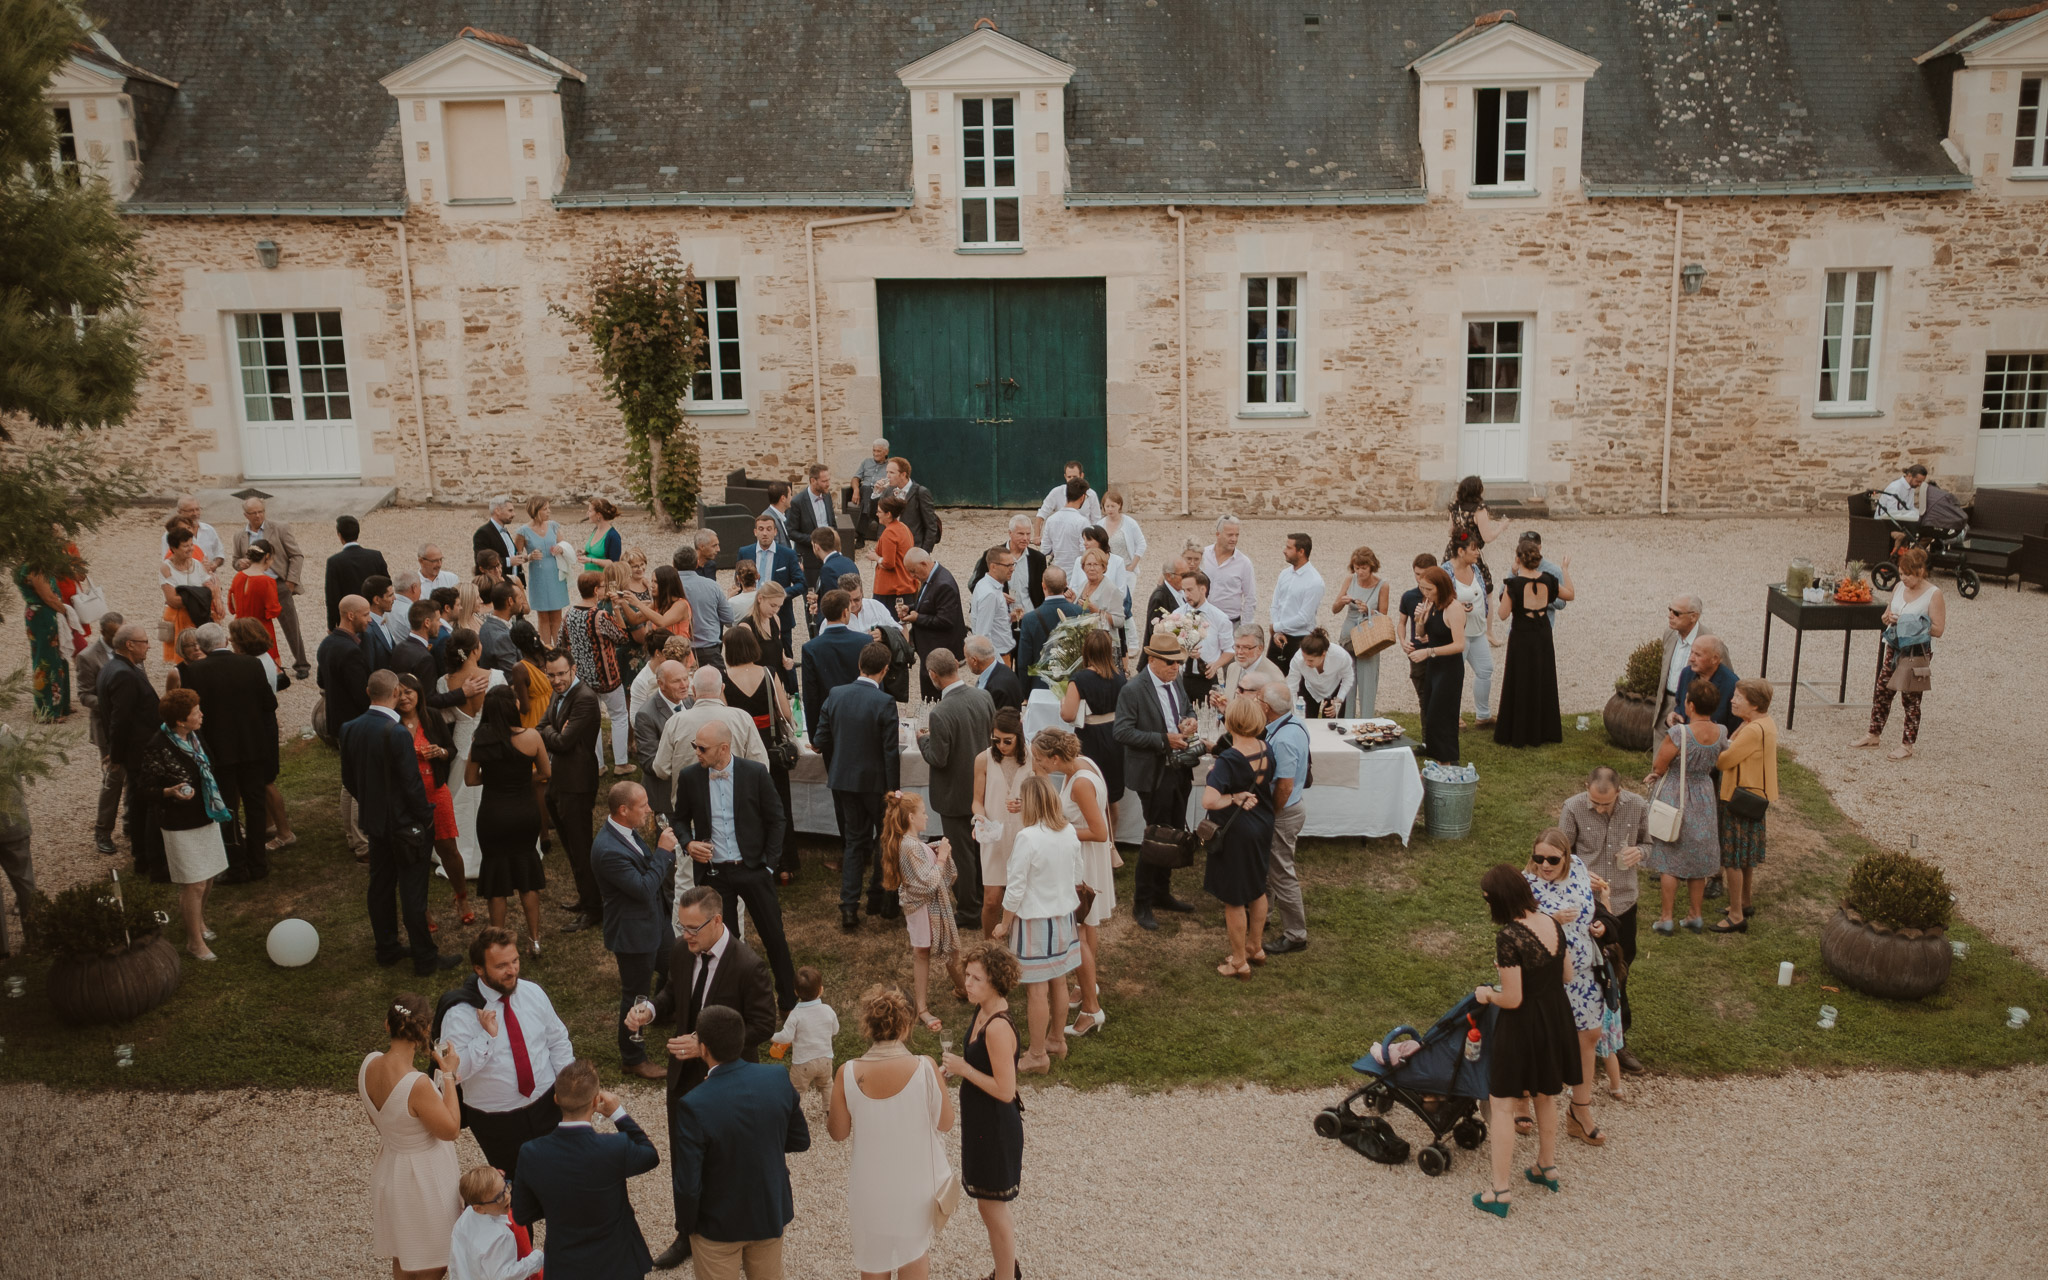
1713, 678, 1779, 933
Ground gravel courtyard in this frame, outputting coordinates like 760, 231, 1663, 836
1, 499, 2042, 1278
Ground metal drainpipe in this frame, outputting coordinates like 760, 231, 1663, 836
1168, 205, 1189, 515
806, 208, 907, 464
1659, 199, 1684, 515
385, 218, 434, 499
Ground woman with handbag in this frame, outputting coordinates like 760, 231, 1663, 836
1643, 679, 1727, 934
1202, 695, 1277, 979
1332, 545, 1391, 717
999, 775, 1085, 1073
941, 941, 1024, 1280
1852, 546, 1944, 761
971, 709, 1032, 938
1713, 679, 1779, 933
722, 625, 801, 882
828, 983, 956, 1280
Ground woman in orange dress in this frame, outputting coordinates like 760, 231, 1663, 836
868, 494, 915, 617
228, 540, 284, 662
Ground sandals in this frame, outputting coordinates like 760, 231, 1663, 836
1849, 734, 1882, 749
1216, 959, 1252, 980
454, 896, 476, 928
1248, 949, 1268, 967
1512, 1114, 1534, 1136
1709, 914, 1747, 934
1471, 1188, 1512, 1218
1065, 1008, 1106, 1038
917, 1009, 943, 1034
1567, 1101, 1607, 1147
1888, 744, 1914, 760
1016, 1052, 1051, 1075
265, 834, 297, 853
1524, 1164, 1560, 1192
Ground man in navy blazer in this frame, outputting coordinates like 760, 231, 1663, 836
592, 780, 681, 1079
670, 1005, 810, 1276
738, 513, 805, 678
510, 1059, 660, 1280
803, 527, 859, 637
339, 670, 454, 975
812, 643, 901, 931
799, 589, 870, 737
672, 722, 797, 1014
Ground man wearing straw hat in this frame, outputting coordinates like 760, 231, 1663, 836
1113, 631, 1203, 932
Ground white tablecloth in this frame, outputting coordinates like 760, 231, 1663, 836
789, 718, 943, 837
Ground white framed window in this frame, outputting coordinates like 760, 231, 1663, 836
959, 96, 1019, 246
1242, 276, 1302, 411
1982, 353, 2048, 433
1463, 318, 1526, 427
442, 99, 512, 202
1816, 269, 1883, 411
234, 311, 353, 423
2016, 77, 2048, 172
1473, 88, 1532, 189
690, 278, 745, 409
51, 105, 80, 186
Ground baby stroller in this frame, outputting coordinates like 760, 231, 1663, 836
1313, 993, 1497, 1177
1866, 493, 1980, 599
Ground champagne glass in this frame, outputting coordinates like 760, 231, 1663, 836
628, 997, 655, 1043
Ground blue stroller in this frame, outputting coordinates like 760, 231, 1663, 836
1313, 994, 1497, 1177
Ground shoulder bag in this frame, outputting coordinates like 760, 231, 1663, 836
1346, 592, 1398, 659
1139, 823, 1198, 869
69, 576, 108, 627
764, 681, 801, 771
1646, 725, 1687, 844
1886, 649, 1932, 694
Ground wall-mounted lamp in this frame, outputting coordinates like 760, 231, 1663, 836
256, 239, 280, 269
1681, 262, 1705, 295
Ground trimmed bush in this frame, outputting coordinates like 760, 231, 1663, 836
1615, 638, 1663, 699
1845, 851, 1953, 933
24, 879, 162, 957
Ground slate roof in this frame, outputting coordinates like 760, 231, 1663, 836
87, 0, 1980, 210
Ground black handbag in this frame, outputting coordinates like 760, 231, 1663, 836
1138, 824, 1198, 869
1727, 785, 1770, 822
765, 684, 800, 771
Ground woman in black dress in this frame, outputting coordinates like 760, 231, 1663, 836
722, 625, 799, 881
1472, 863, 1582, 1217
1200, 694, 1276, 978
941, 940, 1024, 1280
1492, 542, 1574, 748
1059, 627, 1128, 810
463, 685, 551, 957
1405, 566, 1468, 764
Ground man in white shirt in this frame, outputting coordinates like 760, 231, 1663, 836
1040, 481, 1092, 581
417, 543, 461, 593
1033, 460, 1101, 543
441, 927, 577, 1182
653, 666, 768, 780
1267, 532, 1326, 671
162, 494, 226, 569
970, 545, 1023, 658
836, 573, 902, 636
1201, 514, 1258, 626
1875, 464, 1928, 518
1179, 568, 1233, 706
386, 571, 424, 650
1655, 595, 1709, 727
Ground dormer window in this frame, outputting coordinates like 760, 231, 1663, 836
960, 96, 1020, 246
442, 99, 513, 202
382, 29, 585, 209
2016, 77, 2047, 172
51, 105, 81, 186
1474, 88, 1532, 188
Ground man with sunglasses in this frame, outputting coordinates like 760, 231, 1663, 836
671, 720, 797, 1016
1115, 632, 1204, 931
1557, 766, 1649, 1073
1655, 595, 1712, 730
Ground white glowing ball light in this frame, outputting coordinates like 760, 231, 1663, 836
266, 918, 320, 967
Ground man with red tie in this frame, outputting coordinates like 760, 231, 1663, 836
441, 927, 577, 1183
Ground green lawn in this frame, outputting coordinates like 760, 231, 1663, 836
2, 717, 2043, 1093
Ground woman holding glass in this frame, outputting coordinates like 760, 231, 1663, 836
941, 941, 1025, 1280
971, 708, 1032, 938
360, 994, 463, 1280
514, 496, 569, 647
828, 984, 955, 1280
138, 689, 228, 958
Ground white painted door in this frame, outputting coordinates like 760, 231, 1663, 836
1460, 318, 1528, 481
234, 311, 361, 480
1975, 353, 2048, 487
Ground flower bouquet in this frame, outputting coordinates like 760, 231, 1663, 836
1151, 608, 1210, 660
1028, 611, 1108, 687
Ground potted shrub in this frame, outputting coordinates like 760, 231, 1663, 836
24, 879, 182, 1025
1602, 638, 1664, 751
1821, 851, 1954, 999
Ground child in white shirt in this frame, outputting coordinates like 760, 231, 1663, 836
770, 965, 840, 1101
448, 1165, 544, 1280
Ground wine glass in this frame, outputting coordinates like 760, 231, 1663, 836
628, 997, 655, 1043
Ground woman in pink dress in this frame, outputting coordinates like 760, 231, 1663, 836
228, 540, 283, 663
358, 994, 462, 1279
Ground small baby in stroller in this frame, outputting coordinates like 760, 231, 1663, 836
1313, 993, 1498, 1177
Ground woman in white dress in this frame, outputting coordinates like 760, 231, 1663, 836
1331, 546, 1391, 717
971, 708, 1031, 938
1101, 487, 1147, 656
437, 627, 508, 881
359, 995, 462, 1280
828, 985, 955, 1280
1032, 728, 1113, 1040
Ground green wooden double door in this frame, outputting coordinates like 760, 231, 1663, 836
876, 278, 1107, 507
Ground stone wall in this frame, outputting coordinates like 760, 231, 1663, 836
63, 183, 2048, 514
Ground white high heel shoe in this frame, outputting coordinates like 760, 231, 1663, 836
1064, 1008, 1107, 1038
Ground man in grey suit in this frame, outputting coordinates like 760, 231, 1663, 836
634, 660, 692, 819
476, 581, 522, 673
74, 612, 124, 855
231, 496, 311, 678
813, 643, 900, 932
1114, 631, 1202, 932
591, 780, 680, 1078
915, 648, 991, 919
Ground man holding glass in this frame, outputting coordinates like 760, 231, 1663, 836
442, 927, 577, 1182
1114, 632, 1204, 931
592, 780, 680, 1080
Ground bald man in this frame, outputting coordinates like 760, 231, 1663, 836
318, 594, 376, 859
673, 720, 796, 1014
652, 667, 767, 782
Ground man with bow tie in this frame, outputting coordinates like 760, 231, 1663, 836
592, 780, 682, 1079
672, 721, 797, 1018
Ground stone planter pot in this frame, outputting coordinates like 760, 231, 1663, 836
46, 933, 182, 1026
1602, 691, 1658, 752
1820, 907, 1952, 1000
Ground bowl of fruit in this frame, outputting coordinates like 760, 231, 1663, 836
1834, 562, 1873, 603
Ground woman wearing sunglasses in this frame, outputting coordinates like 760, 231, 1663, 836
1522, 827, 1606, 1148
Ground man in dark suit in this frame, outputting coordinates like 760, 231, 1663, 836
76, 612, 126, 855
340, 670, 455, 975
971, 515, 1048, 610
390, 599, 487, 712
802, 528, 859, 638
762, 480, 794, 546
98, 624, 159, 871
964, 636, 1024, 714
799, 590, 869, 739
176, 624, 278, 883
476, 581, 522, 673
738, 513, 805, 675
539, 649, 605, 932
359, 575, 397, 673
787, 465, 838, 593
633, 659, 692, 820
1016, 566, 1084, 692
1141, 551, 1192, 653
669, 1005, 810, 1278
673, 720, 796, 1013
899, 549, 966, 702
323, 515, 388, 632
813, 643, 900, 931
592, 780, 680, 1080
625, 884, 777, 1272
1115, 633, 1203, 932
879, 456, 941, 552
317, 595, 375, 861
473, 495, 524, 584
509, 1059, 659, 1280
916, 648, 992, 918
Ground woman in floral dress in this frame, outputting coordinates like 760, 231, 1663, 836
1522, 827, 1606, 1147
